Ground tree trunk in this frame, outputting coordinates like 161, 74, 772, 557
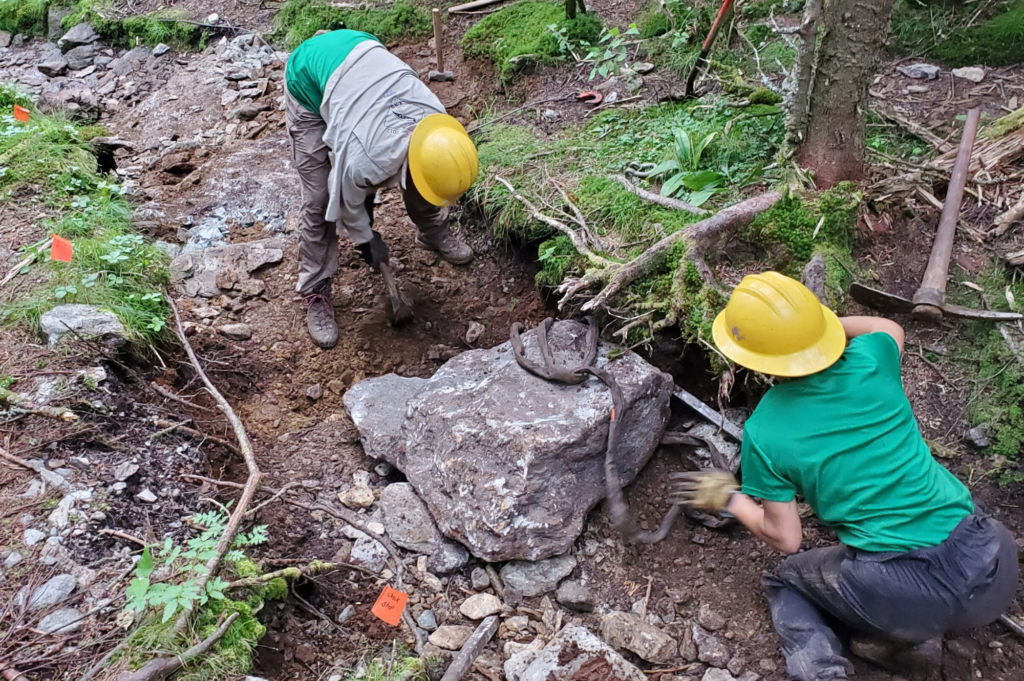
565, 0, 577, 20
797, 0, 896, 187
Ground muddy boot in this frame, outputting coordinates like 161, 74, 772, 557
302, 278, 338, 349
850, 635, 942, 678
416, 227, 474, 265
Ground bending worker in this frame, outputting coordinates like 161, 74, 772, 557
284, 29, 479, 348
672, 272, 1018, 681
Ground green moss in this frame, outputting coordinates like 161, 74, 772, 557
231, 557, 263, 579
748, 87, 783, 105
637, 3, 670, 39
263, 577, 288, 601
460, 1, 601, 79
0, 0, 48, 37
273, 0, 430, 50
890, 0, 1024, 67
60, 1, 202, 48
743, 0, 804, 19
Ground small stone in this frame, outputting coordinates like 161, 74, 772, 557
897, 63, 940, 80
37, 60, 69, 77
422, 572, 444, 592
24, 529, 46, 545
38, 607, 83, 634
40, 304, 126, 347
25, 574, 77, 610
727, 657, 746, 675
429, 625, 475, 650
952, 66, 985, 83
737, 673, 761, 681
337, 486, 375, 508
698, 603, 727, 631
499, 554, 577, 598
600, 611, 676, 664
633, 62, 655, 74
0, 31, 10, 48
694, 626, 730, 668
702, 670, 737, 681
136, 489, 157, 503
555, 580, 594, 612
471, 567, 491, 591
218, 323, 253, 341
4, 551, 23, 569
542, 109, 559, 120
460, 593, 502, 619
965, 425, 990, 449
417, 609, 438, 631
152, 43, 170, 57
207, 13, 220, 23
989, 640, 1004, 649
295, 643, 316, 664
337, 604, 356, 624
114, 461, 139, 481
349, 535, 388, 572
679, 627, 698, 662
465, 321, 485, 344
374, 462, 393, 477
306, 384, 323, 401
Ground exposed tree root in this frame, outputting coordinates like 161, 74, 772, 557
609, 174, 709, 216
578, 192, 782, 312
165, 294, 262, 637
113, 612, 239, 681
802, 252, 827, 303
0, 387, 77, 422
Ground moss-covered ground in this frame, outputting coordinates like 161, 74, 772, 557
0, 85, 169, 343
273, 0, 431, 50
890, 0, 1024, 67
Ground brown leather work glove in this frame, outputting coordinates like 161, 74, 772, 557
669, 470, 738, 512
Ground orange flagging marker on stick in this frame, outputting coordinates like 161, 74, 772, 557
13, 105, 29, 122
50, 234, 73, 262
371, 586, 408, 626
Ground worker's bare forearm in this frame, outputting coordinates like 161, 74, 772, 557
839, 316, 905, 353
726, 494, 803, 554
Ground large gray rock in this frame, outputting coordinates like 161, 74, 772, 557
345, 320, 673, 561
500, 554, 577, 597
0, 31, 10, 48
48, 7, 73, 41
37, 59, 68, 77
18, 574, 77, 611
38, 607, 84, 633
506, 626, 646, 681
380, 483, 468, 575
65, 44, 98, 70
600, 611, 677, 664
58, 23, 99, 52
40, 304, 126, 347
170, 238, 284, 298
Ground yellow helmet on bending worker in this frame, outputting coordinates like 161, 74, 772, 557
409, 114, 479, 207
712, 271, 846, 377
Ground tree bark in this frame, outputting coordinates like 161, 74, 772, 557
797, 0, 896, 187
784, 0, 822, 147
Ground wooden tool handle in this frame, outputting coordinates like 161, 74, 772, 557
432, 8, 444, 74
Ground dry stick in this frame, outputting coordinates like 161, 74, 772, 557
153, 419, 241, 455
114, 612, 240, 681
439, 615, 499, 681
149, 382, 214, 413
165, 293, 262, 637
484, 565, 504, 598
873, 108, 955, 153
245, 481, 298, 518
582, 192, 782, 312
448, 0, 510, 13
0, 387, 77, 422
992, 194, 1024, 237
609, 174, 708, 216
467, 97, 566, 134
98, 528, 147, 547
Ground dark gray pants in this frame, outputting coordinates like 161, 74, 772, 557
764, 513, 1018, 681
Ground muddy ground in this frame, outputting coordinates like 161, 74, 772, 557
2, 2, 1024, 681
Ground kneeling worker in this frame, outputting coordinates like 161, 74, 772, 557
673, 272, 1018, 680
285, 29, 479, 348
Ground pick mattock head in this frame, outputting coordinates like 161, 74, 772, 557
429, 70, 454, 82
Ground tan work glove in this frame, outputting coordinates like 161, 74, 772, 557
669, 470, 738, 512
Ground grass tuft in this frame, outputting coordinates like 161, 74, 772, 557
890, 0, 1024, 67
0, 0, 47, 36
272, 0, 431, 50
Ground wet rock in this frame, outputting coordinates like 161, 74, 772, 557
337, 604, 356, 624
460, 593, 502, 619
417, 609, 438, 631
349, 534, 388, 572
38, 607, 83, 634
380, 483, 469, 574
500, 554, 577, 597
218, 323, 253, 341
40, 304, 126, 348
555, 580, 594, 612
65, 44, 98, 70
693, 626, 730, 668
952, 66, 985, 83
37, 60, 68, 77
601, 611, 676, 664
897, 63, 940, 80
465, 321, 485, 344
698, 604, 727, 631
337, 486, 375, 508
506, 625, 646, 681
136, 489, 157, 503
58, 23, 99, 51
153, 43, 171, 57
429, 625, 474, 650
346, 320, 672, 561
702, 670, 737, 681
22, 574, 77, 610
471, 567, 491, 591
24, 528, 46, 546
171, 238, 284, 297
965, 425, 990, 449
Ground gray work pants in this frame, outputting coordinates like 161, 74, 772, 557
764, 512, 1018, 681
284, 90, 449, 293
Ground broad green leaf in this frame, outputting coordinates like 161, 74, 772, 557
682, 170, 724, 191
660, 172, 688, 198
650, 159, 680, 176
126, 578, 150, 610
162, 600, 178, 623
136, 548, 154, 579
687, 187, 718, 207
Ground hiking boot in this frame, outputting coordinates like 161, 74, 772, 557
416, 227, 474, 265
302, 279, 338, 349
850, 635, 942, 678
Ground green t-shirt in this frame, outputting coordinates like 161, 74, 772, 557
741, 332, 973, 552
286, 30, 381, 114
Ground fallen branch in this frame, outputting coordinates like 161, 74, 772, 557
874, 108, 955, 153
98, 528, 147, 547
449, 0, 509, 13
114, 612, 239, 681
440, 615, 499, 681
153, 419, 240, 455
0, 387, 77, 422
149, 382, 214, 413
992, 195, 1024, 238
579, 192, 782, 312
165, 293, 261, 637
609, 174, 708, 215
226, 561, 335, 589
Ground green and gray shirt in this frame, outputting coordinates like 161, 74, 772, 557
740, 332, 973, 552
285, 30, 380, 114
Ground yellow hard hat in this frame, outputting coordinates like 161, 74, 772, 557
712, 272, 846, 377
408, 114, 479, 207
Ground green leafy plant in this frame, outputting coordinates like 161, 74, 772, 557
650, 128, 723, 205
125, 509, 268, 623
581, 24, 641, 80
